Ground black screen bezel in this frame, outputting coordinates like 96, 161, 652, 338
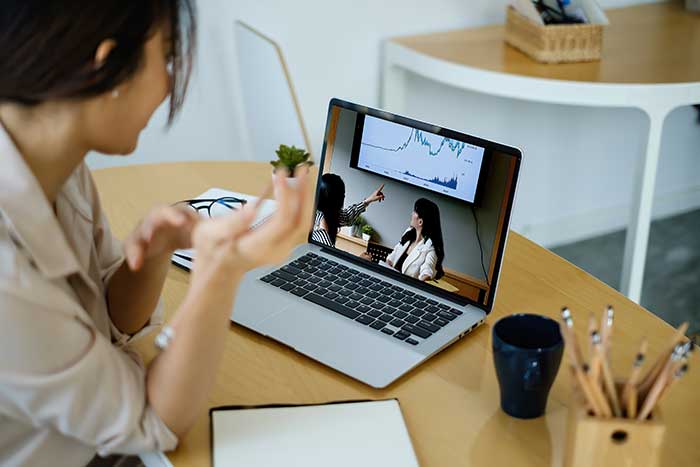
309, 98, 522, 314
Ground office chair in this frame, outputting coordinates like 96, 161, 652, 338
365, 242, 393, 264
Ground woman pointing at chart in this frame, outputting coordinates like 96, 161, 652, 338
311, 173, 386, 247
0, 2, 313, 466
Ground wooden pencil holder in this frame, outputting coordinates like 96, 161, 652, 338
563, 400, 665, 467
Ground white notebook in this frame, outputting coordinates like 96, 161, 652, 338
210, 399, 420, 467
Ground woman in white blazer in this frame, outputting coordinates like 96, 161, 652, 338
386, 198, 446, 281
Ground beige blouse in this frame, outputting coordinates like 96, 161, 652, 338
0, 125, 177, 467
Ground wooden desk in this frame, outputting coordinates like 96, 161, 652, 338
382, 2, 700, 304
336, 231, 368, 256
93, 162, 699, 467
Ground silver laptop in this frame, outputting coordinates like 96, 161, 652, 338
233, 99, 522, 388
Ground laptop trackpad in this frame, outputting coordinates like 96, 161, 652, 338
258, 303, 423, 388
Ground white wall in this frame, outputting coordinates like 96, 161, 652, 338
87, 0, 699, 248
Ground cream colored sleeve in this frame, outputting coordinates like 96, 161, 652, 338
86, 166, 164, 347
0, 288, 178, 456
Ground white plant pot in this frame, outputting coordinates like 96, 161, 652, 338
362, 233, 371, 242
271, 172, 299, 187
271, 172, 299, 200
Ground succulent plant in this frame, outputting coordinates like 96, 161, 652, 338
270, 144, 313, 174
352, 215, 366, 227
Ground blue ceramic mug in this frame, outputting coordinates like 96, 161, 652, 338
492, 313, 564, 419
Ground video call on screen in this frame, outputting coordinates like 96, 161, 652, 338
313, 105, 518, 305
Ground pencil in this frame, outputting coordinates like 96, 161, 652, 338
638, 322, 689, 395
641, 340, 693, 403
600, 305, 614, 350
570, 363, 602, 416
585, 361, 612, 418
587, 331, 612, 418
568, 365, 589, 412
588, 313, 597, 352
561, 308, 585, 366
588, 314, 601, 383
622, 338, 648, 417
597, 306, 622, 417
655, 363, 689, 408
627, 385, 638, 419
560, 317, 602, 416
598, 344, 622, 417
638, 343, 685, 420
637, 365, 670, 421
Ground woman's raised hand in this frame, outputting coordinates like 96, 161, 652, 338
124, 205, 200, 271
364, 183, 386, 204
190, 166, 313, 279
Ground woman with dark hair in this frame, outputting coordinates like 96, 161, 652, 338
0, 2, 312, 466
386, 198, 445, 281
311, 173, 385, 246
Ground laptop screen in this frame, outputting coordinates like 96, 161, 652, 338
311, 100, 520, 309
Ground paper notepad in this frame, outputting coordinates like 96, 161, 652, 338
171, 187, 277, 271
210, 399, 420, 467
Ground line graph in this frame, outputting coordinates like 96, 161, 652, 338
362, 127, 468, 159
356, 116, 485, 203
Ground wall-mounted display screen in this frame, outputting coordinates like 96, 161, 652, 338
350, 114, 487, 205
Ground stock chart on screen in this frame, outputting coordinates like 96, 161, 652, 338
355, 115, 486, 204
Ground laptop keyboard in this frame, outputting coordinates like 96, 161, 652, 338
259, 252, 463, 346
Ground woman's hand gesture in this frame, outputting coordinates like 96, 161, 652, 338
364, 183, 385, 205
124, 205, 199, 271
190, 167, 313, 280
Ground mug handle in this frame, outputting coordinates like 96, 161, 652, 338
524, 358, 543, 390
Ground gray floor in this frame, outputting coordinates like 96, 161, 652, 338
551, 208, 700, 338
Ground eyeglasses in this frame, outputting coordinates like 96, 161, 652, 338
176, 197, 248, 218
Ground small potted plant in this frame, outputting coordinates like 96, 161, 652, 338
361, 224, 374, 242
270, 144, 313, 175
351, 215, 366, 238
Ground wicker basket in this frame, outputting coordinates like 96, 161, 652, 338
504, 6, 603, 63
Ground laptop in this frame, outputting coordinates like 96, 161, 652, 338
232, 98, 522, 388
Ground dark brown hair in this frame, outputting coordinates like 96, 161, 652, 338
318, 173, 346, 245
400, 198, 445, 279
0, 0, 197, 123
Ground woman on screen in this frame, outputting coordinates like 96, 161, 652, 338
386, 198, 445, 281
312, 173, 385, 247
